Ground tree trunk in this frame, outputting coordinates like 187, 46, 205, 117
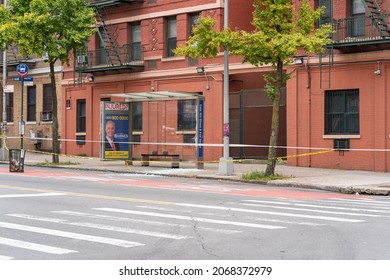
265, 59, 283, 176
50, 62, 60, 163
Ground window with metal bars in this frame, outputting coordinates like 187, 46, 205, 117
324, 89, 359, 135
77, 99, 86, 133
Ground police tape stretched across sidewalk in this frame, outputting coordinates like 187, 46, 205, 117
2, 147, 390, 196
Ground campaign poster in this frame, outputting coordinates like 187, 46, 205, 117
100, 101, 130, 160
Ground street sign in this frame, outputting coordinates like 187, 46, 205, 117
13, 77, 33, 82
3, 85, 14, 93
17, 64, 29, 78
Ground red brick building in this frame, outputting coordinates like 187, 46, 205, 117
61, 0, 286, 163
287, 0, 390, 171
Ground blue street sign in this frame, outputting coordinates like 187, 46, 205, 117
17, 64, 29, 78
13, 77, 33, 82
198, 99, 204, 158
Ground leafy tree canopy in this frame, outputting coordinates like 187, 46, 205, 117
176, 0, 333, 67
176, 0, 333, 176
0, 0, 96, 63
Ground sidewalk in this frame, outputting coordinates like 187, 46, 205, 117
2, 151, 390, 196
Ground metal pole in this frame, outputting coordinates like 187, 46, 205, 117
218, 0, 234, 175
20, 78, 24, 150
0, 0, 8, 161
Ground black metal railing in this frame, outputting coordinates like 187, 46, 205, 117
86, 0, 143, 7
76, 44, 144, 71
332, 14, 390, 45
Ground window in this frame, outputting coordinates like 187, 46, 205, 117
27, 86, 36, 122
77, 99, 86, 133
42, 84, 53, 121
178, 100, 196, 131
98, 27, 107, 65
131, 22, 141, 60
325, 89, 359, 135
5, 92, 13, 122
166, 17, 177, 57
351, 0, 365, 37
316, 0, 332, 25
189, 13, 200, 37
132, 102, 142, 131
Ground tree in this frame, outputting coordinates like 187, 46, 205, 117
175, 0, 332, 175
0, 0, 96, 163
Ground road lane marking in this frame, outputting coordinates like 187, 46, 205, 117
241, 199, 390, 214
7, 214, 191, 240
0, 221, 143, 248
0, 255, 14, 260
328, 198, 390, 207
0, 193, 67, 199
247, 216, 325, 226
94, 208, 286, 229
0, 237, 76, 255
240, 203, 381, 217
52, 210, 242, 234
175, 203, 365, 223
0, 185, 174, 205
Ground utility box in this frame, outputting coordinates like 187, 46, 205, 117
9, 149, 25, 172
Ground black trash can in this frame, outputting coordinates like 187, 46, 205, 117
9, 149, 25, 172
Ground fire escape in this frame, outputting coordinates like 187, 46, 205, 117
332, 0, 390, 48
320, 0, 390, 88
0, 45, 37, 71
77, 0, 144, 75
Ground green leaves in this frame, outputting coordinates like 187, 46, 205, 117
0, 0, 96, 63
175, 17, 220, 58
176, 0, 332, 69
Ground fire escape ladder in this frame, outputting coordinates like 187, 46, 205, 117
319, 43, 334, 89
362, 0, 390, 37
94, 6, 122, 66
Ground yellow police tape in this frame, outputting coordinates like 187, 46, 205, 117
276, 149, 334, 163
1, 141, 334, 172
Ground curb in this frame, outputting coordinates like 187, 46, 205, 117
2, 161, 389, 196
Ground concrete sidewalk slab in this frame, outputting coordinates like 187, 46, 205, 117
1, 151, 390, 196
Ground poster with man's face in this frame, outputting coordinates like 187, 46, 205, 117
100, 101, 130, 160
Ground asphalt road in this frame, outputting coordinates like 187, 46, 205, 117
0, 166, 389, 260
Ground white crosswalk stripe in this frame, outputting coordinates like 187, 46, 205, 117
1, 195, 387, 259
51, 210, 242, 234
242, 199, 390, 214
0, 193, 67, 199
174, 203, 366, 222
0, 255, 14, 260
93, 207, 286, 229
240, 203, 381, 217
7, 214, 192, 240
0, 237, 76, 255
0, 221, 143, 248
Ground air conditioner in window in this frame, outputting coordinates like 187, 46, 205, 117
41, 112, 52, 121
77, 55, 87, 64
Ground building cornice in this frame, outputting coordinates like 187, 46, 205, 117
104, 2, 224, 25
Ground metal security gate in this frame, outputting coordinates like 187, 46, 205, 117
229, 88, 286, 159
